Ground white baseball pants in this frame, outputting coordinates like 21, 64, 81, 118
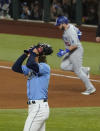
23, 100, 49, 131
60, 47, 95, 90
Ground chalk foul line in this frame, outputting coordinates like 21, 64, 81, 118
51, 73, 100, 83
0, 66, 11, 69
0, 65, 100, 83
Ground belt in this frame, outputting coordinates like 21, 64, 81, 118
27, 99, 47, 105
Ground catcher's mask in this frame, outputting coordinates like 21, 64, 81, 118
36, 43, 53, 56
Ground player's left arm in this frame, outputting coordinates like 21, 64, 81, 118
26, 50, 39, 73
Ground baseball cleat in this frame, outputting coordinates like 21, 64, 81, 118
87, 67, 90, 79
81, 88, 96, 95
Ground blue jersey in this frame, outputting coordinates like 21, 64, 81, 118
22, 63, 50, 100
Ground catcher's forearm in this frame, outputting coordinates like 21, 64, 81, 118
12, 54, 27, 73
26, 52, 39, 73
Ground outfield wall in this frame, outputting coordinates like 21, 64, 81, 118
0, 19, 97, 42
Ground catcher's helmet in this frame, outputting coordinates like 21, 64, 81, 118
55, 16, 68, 26
36, 43, 53, 56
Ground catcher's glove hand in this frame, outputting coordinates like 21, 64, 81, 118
24, 43, 53, 56
24, 46, 35, 55
36, 43, 53, 56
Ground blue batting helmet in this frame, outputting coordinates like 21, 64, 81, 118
55, 16, 68, 26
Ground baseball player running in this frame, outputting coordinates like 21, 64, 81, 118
12, 43, 53, 131
55, 16, 96, 95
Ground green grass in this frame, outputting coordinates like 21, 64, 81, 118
83, 42, 100, 75
0, 33, 100, 75
0, 107, 100, 131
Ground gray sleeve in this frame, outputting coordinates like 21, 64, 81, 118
69, 29, 79, 46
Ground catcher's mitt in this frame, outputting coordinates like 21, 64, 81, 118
36, 43, 53, 56
24, 43, 53, 56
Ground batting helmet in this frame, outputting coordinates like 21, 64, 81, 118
55, 16, 68, 26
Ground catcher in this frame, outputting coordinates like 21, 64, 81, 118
12, 43, 53, 131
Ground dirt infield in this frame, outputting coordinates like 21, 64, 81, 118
0, 61, 100, 109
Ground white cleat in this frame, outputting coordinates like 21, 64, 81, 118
87, 67, 90, 79
81, 88, 96, 95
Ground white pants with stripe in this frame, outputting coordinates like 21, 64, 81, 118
23, 100, 49, 131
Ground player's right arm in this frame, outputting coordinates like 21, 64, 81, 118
68, 45, 77, 51
12, 54, 28, 74
12, 47, 40, 75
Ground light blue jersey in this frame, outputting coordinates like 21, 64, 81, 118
22, 63, 50, 100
